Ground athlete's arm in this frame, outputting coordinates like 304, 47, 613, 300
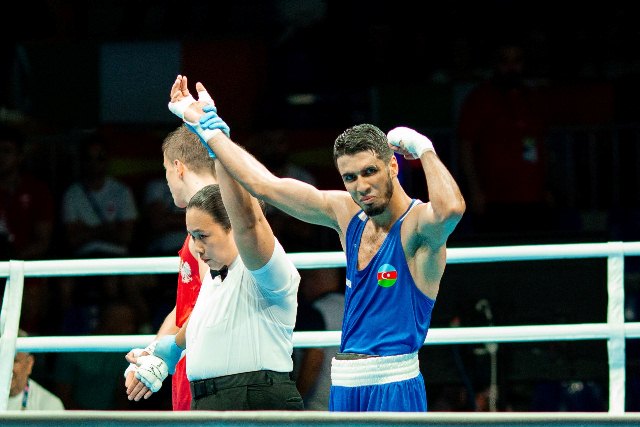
414, 151, 466, 248
214, 159, 275, 270
156, 306, 179, 336
387, 127, 465, 249
387, 127, 465, 298
169, 75, 353, 234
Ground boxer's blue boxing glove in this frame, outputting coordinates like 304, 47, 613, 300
153, 334, 184, 375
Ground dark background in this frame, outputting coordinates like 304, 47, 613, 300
2, 0, 640, 412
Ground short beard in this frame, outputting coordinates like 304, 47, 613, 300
364, 204, 385, 216
362, 173, 394, 217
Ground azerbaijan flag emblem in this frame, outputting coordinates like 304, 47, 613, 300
377, 264, 397, 288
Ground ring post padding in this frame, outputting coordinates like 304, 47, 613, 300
607, 242, 625, 414
0, 260, 25, 412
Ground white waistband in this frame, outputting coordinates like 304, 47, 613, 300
331, 353, 420, 387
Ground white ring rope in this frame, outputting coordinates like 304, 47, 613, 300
2, 241, 640, 413
12, 322, 640, 353
3, 241, 640, 277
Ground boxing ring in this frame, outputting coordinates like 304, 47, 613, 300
2, 241, 640, 425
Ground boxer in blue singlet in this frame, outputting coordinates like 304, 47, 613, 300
168, 75, 466, 411
329, 199, 434, 411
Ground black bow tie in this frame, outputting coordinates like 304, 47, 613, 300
210, 265, 228, 281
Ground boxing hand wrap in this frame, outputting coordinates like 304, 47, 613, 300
168, 94, 197, 121
135, 355, 169, 393
144, 339, 159, 355
169, 91, 230, 158
196, 87, 214, 106
123, 339, 158, 378
153, 334, 184, 375
124, 362, 138, 379
184, 104, 231, 158
184, 122, 219, 159
387, 126, 435, 159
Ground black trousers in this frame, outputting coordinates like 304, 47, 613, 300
190, 370, 304, 410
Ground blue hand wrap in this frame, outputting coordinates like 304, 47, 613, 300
185, 122, 217, 159
183, 105, 230, 159
154, 334, 183, 375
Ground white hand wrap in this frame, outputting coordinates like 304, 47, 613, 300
144, 339, 159, 355
196, 88, 214, 105
387, 126, 435, 159
135, 355, 169, 393
168, 89, 222, 143
124, 348, 143, 379
123, 340, 157, 379
168, 95, 197, 121
124, 362, 137, 379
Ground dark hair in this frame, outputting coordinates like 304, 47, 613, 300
187, 184, 231, 230
333, 123, 393, 166
187, 184, 267, 231
162, 125, 216, 177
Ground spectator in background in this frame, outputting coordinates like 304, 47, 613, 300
458, 41, 552, 237
58, 132, 142, 335
0, 124, 55, 335
60, 132, 138, 258
8, 329, 64, 411
142, 176, 186, 256
251, 130, 317, 186
249, 130, 328, 253
294, 268, 345, 410
0, 124, 54, 260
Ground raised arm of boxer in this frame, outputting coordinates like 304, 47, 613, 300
168, 75, 358, 248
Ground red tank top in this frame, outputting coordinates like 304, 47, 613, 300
175, 235, 202, 327
173, 234, 202, 410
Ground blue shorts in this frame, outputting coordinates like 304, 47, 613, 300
329, 373, 427, 412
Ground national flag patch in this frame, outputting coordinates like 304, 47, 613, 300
377, 264, 397, 288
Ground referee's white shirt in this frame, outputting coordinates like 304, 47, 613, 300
186, 239, 300, 381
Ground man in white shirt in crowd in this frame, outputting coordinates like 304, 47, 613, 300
8, 330, 64, 411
